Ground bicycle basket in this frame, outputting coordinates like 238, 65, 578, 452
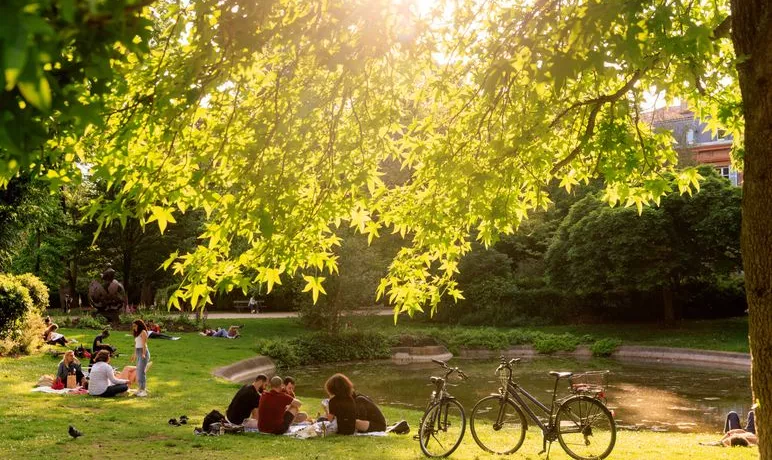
569, 371, 609, 396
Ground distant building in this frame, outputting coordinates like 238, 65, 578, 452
646, 102, 740, 186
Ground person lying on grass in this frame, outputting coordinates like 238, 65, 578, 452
200, 326, 240, 338
720, 409, 757, 447
258, 376, 304, 434
146, 320, 180, 340
323, 373, 387, 435
226, 374, 267, 428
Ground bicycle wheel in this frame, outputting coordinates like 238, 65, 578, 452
418, 398, 466, 457
469, 395, 527, 454
556, 395, 616, 460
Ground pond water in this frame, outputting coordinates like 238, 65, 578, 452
289, 357, 751, 433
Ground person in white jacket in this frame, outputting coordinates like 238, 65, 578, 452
88, 350, 129, 397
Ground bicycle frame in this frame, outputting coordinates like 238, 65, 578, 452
503, 378, 562, 434
492, 360, 569, 445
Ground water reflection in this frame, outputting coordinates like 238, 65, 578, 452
288, 357, 751, 432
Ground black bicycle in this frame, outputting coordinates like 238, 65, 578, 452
417, 359, 468, 457
470, 356, 616, 460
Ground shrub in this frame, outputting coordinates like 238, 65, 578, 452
256, 339, 301, 368
0, 274, 34, 334
532, 333, 582, 354
14, 273, 49, 310
0, 274, 43, 356
77, 315, 108, 329
256, 331, 394, 367
591, 338, 622, 357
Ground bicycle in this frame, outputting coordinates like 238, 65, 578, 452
417, 358, 468, 457
469, 356, 616, 460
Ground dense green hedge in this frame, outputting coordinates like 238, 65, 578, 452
257, 331, 395, 368
256, 327, 617, 366
14, 273, 49, 310
52, 311, 201, 331
0, 273, 46, 355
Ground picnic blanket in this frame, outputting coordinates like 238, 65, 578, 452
242, 420, 387, 439
31, 386, 88, 395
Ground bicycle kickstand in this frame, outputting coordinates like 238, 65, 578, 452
537, 438, 553, 460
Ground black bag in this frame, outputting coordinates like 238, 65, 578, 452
202, 410, 226, 432
74, 345, 91, 359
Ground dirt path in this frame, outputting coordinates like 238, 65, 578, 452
201, 309, 394, 319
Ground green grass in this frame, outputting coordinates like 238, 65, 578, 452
0, 317, 755, 459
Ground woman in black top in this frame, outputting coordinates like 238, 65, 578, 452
324, 373, 387, 434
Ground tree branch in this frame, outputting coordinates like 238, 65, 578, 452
549, 69, 642, 130
549, 70, 642, 174
86, 0, 157, 25
711, 16, 732, 40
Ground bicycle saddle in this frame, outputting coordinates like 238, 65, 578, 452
549, 371, 573, 379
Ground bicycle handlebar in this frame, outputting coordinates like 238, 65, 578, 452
433, 358, 467, 381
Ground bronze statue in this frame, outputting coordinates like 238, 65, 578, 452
88, 267, 127, 324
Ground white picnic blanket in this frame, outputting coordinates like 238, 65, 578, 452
30, 386, 86, 395
244, 420, 387, 439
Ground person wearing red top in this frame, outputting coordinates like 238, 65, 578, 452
258, 376, 302, 434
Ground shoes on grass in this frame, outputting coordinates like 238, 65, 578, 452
387, 420, 410, 435
136, 390, 148, 397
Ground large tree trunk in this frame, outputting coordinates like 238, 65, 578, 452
662, 285, 675, 323
731, 0, 772, 458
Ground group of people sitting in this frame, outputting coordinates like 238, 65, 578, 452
52, 320, 154, 397
225, 373, 388, 436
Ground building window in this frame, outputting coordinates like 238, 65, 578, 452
717, 166, 739, 186
686, 129, 695, 144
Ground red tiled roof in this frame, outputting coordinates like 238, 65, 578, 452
643, 105, 694, 124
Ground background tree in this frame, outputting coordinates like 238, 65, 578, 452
546, 168, 742, 323
1, 0, 772, 455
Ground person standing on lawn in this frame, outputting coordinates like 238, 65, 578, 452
130, 319, 151, 397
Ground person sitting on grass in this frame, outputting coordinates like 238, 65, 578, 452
56, 350, 84, 387
227, 374, 268, 428
88, 350, 129, 397
258, 376, 303, 435
44, 324, 70, 346
281, 376, 309, 423
323, 373, 387, 434
92, 329, 116, 355
282, 376, 297, 398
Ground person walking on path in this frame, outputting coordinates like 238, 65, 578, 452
130, 319, 151, 397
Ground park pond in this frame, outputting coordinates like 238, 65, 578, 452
289, 357, 751, 433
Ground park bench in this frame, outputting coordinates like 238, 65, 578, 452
232, 299, 265, 313
233, 300, 251, 312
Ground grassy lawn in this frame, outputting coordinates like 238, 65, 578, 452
0, 317, 755, 459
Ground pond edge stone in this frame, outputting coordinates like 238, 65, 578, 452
457, 345, 750, 369
214, 355, 277, 384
